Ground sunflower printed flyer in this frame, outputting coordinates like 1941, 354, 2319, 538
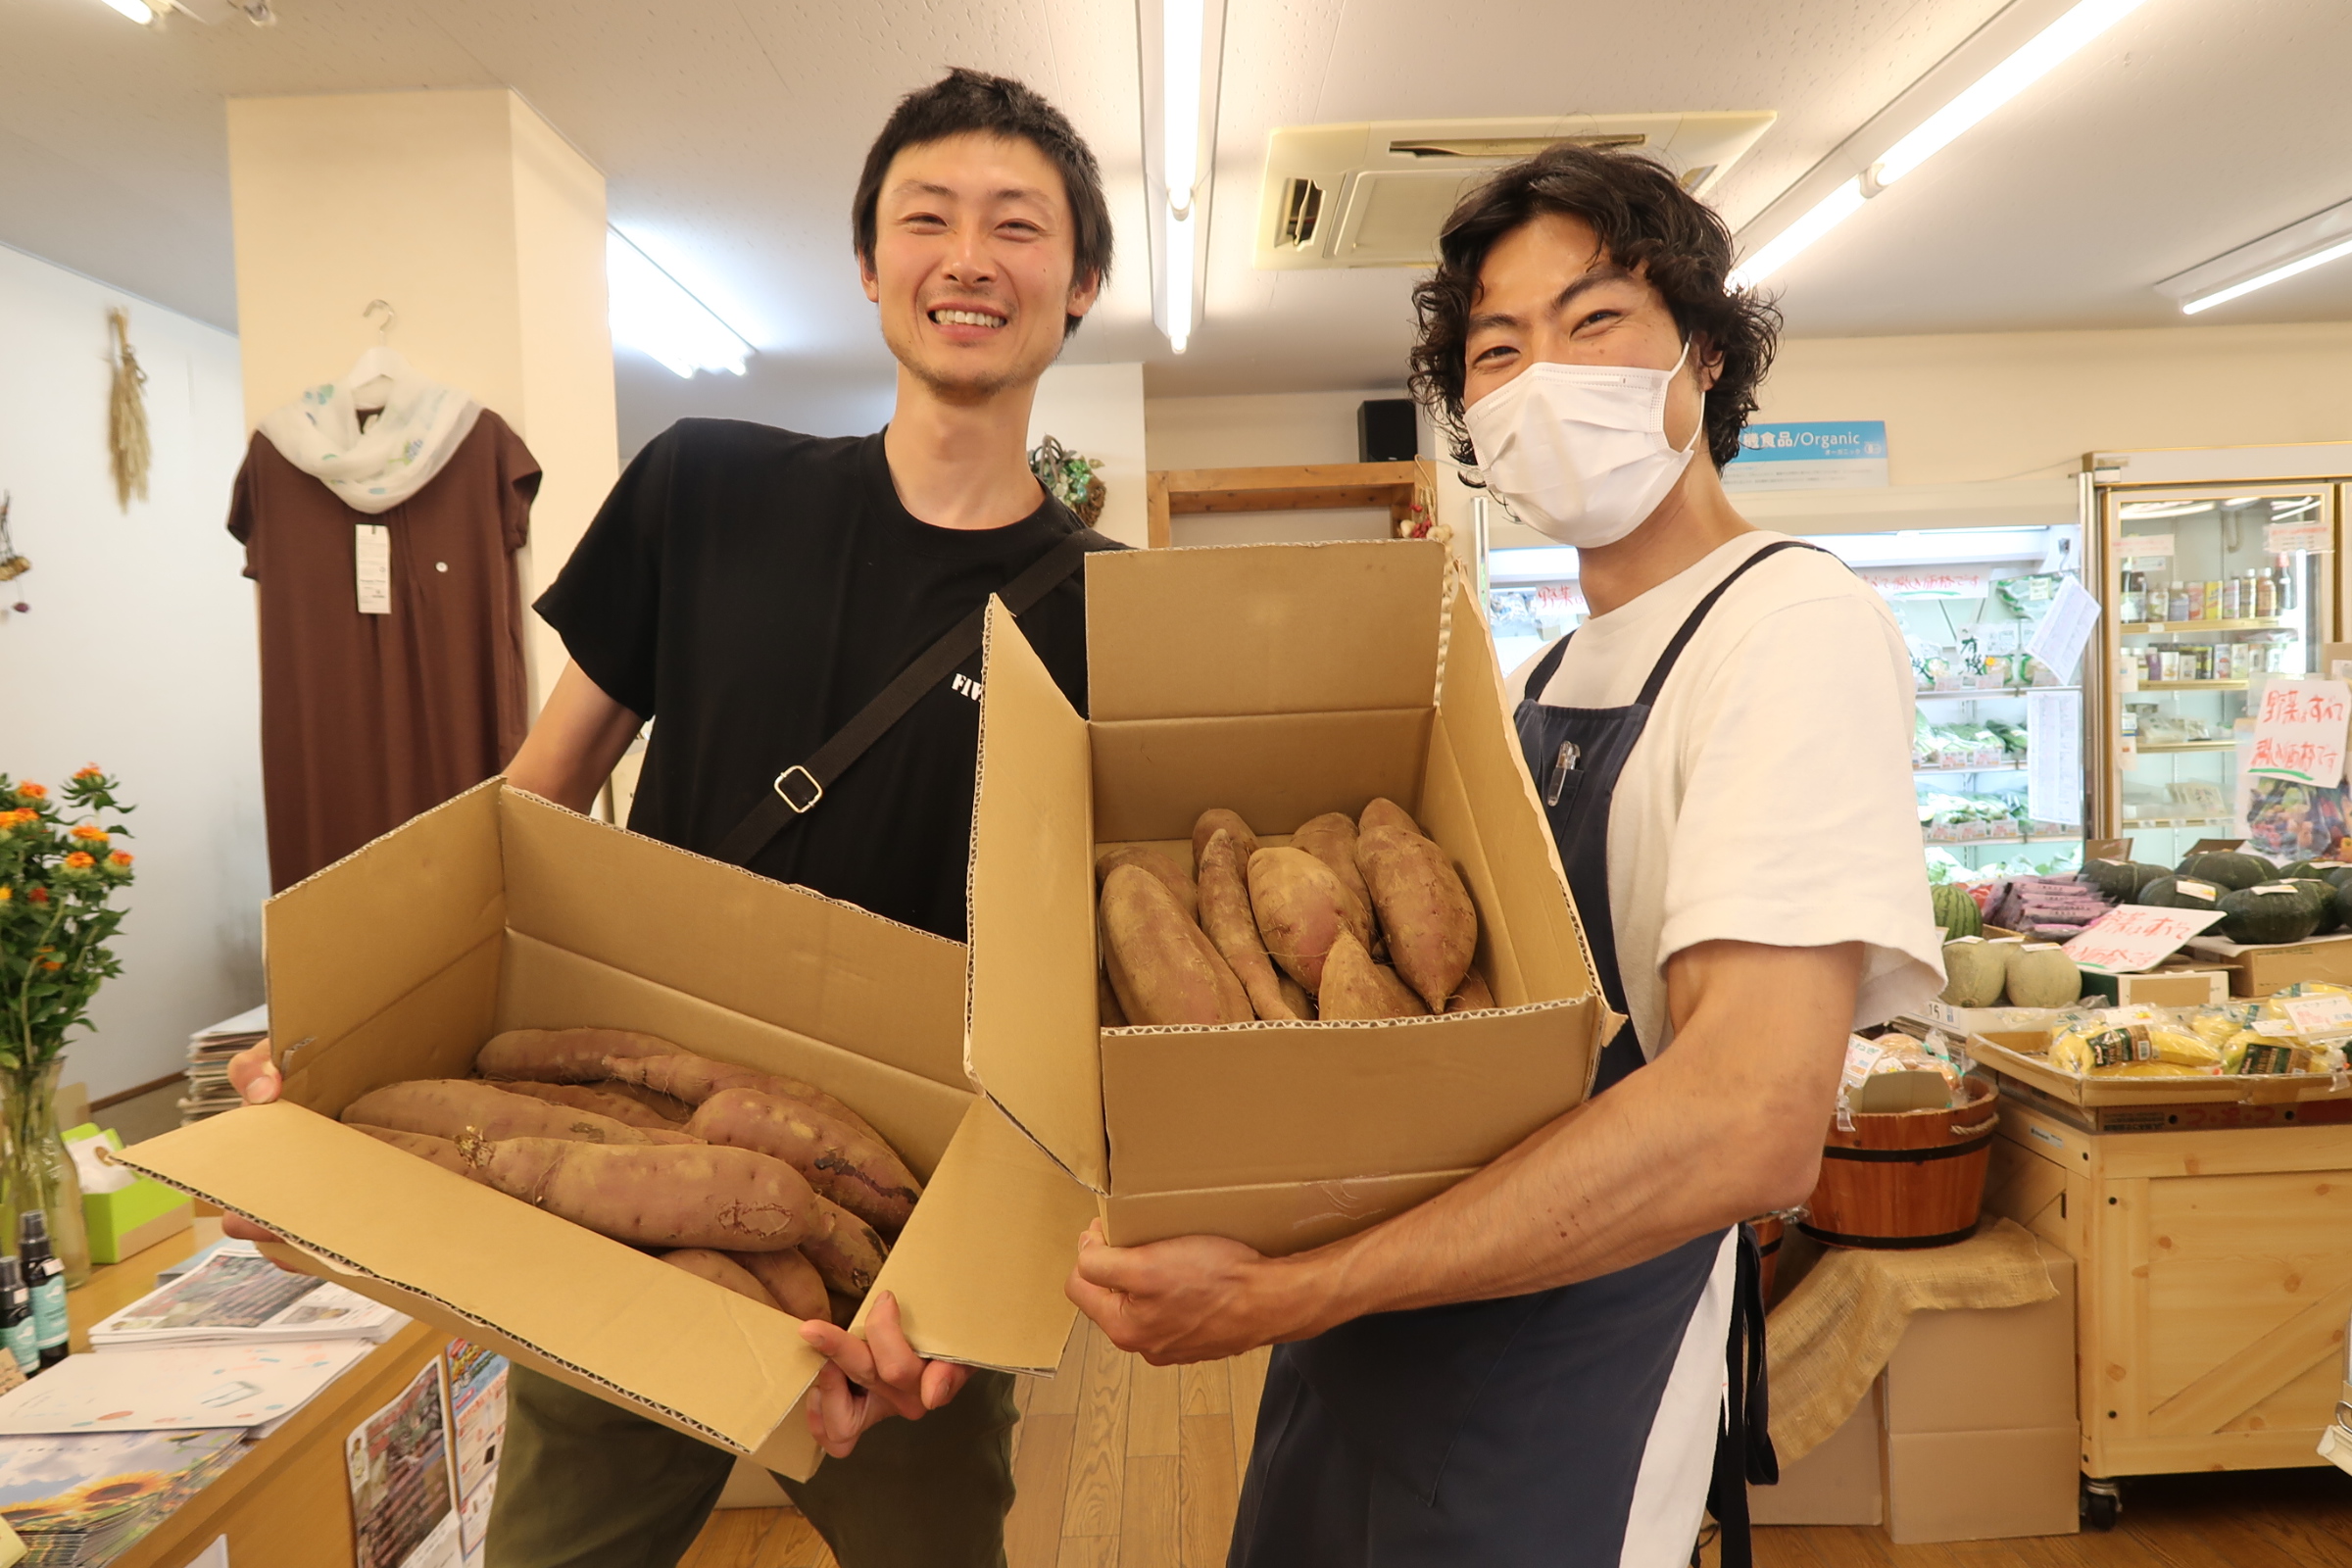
0, 1427, 244, 1565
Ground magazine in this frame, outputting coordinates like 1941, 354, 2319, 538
346, 1361, 458, 1568
0, 1340, 374, 1437
0, 1428, 246, 1566
88, 1244, 405, 1349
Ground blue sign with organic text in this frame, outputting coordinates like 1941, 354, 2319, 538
1722, 419, 1889, 491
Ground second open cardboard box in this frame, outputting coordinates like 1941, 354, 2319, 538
967, 539, 1612, 1253
120, 782, 1094, 1479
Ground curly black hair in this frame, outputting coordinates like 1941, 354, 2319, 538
853, 69, 1112, 340
1408, 143, 1781, 470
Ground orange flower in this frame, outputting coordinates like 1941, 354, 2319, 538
39, 960, 60, 972
74, 765, 102, 780
63, 853, 95, 870
70, 824, 107, 843
14, 783, 45, 801
108, 852, 132, 868
26, 888, 48, 905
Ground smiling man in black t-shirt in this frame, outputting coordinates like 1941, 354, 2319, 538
227, 67, 1116, 1568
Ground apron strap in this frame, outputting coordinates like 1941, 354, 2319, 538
1637, 539, 1824, 710
1702, 1223, 1780, 1568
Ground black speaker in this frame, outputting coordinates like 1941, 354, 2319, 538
1357, 398, 1417, 463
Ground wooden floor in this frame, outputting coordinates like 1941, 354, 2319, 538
681, 1319, 2352, 1568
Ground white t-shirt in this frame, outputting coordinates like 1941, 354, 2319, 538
1509, 531, 1942, 1057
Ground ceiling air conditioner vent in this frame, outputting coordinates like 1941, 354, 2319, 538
1253, 113, 1775, 270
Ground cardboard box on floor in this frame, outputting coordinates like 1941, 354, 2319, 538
119, 782, 1094, 1479
1750, 1379, 1884, 1527
967, 539, 1610, 1253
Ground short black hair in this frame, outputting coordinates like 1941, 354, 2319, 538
1408, 144, 1780, 470
853, 69, 1113, 339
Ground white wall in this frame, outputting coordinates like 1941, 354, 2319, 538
1760, 322, 2352, 484
0, 243, 265, 1102
1029, 362, 1148, 548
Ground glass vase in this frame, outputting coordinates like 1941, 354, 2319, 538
2, 1062, 90, 1289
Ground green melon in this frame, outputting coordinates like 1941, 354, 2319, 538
2179, 852, 2276, 891
1932, 883, 1984, 940
1940, 939, 2009, 1007
2217, 884, 2323, 946
2005, 943, 2083, 1008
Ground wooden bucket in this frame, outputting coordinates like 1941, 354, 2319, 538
1799, 1077, 1998, 1250
1748, 1213, 1786, 1303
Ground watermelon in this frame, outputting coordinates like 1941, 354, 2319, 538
2217, 884, 2323, 946
2178, 852, 2275, 891
1932, 883, 1983, 941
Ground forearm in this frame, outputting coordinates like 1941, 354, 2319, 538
1273, 941, 1857, 1333
505, 662, 643, 814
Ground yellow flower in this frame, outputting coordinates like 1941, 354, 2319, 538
0, 887, 11, 902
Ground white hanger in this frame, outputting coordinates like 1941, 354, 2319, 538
346, 300, 411, 413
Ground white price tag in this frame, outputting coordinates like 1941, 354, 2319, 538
355, 524, 392, 615
2119, 533, 2174, 564
2266, 519, 2331, 555
2279, 994, 2352, 1037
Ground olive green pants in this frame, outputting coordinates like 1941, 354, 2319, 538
483, 1364, 1018, 1568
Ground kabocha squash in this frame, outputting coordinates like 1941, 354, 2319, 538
1939, 939, 2009, 1007
1931, 883, 1983, 940
2176, 852, 2273, 891
2135, 874, 2220, 911
2217, 883, 2324, 946
2079, 859, 2140, 902
2003, 943, 2082, 1009
2287, 879, 2343, 935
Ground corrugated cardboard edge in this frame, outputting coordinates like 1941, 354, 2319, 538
112, 1145, 823, 1477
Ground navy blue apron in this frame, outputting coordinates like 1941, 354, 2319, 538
1229, 541, 1804, 1568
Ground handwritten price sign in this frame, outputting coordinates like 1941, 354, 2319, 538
2248, 678, 2352, 787
2062, 905, 2226, 972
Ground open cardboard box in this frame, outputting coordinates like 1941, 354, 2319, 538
119, 783, 1094, 1478
967, 539, 1612, 1254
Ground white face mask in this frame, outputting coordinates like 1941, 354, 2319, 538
1463, 339, 1703, 548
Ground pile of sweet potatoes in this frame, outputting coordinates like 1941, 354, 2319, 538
1098, 800, 1492, 1026
340, 1027, 906, 1326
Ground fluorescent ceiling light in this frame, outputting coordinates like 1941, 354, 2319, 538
606, 229, 754, 378
2180, 238, 2352, 315
1152, 0, 1208, 353
2119, 501, 2214, 517
96, 0, 154, 22
1799, 528, 2056, 566
1165, 210, 1197, 355
1731, 0, 2149, 289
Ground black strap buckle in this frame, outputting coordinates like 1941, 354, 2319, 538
772, 765, 823, 813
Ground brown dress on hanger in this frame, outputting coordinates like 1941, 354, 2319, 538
229, 411, 539, 890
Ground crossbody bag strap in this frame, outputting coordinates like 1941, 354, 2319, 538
710, 528, 1110, 867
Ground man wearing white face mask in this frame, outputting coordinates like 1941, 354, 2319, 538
1065, 144, 1941, 1568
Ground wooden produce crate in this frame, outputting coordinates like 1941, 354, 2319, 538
1970, 1031, 2352, 1112
2182, 932, 2352, 997
1984, 1097, 2352, 1478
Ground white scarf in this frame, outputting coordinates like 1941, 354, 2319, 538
257, 362, 482, 515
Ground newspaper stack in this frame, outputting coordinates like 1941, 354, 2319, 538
88, 1242, 405, 1350
178, 1004, 266, 1127
0, 1428, 247, 1565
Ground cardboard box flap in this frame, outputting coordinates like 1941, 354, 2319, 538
120, 1103, 823, 1456
499, 792, 968, 1092
861, 1100, 1094, 1374
968, 599, 1108, 1191
268, 779, 507, 1066
1086, 541, 1446, 721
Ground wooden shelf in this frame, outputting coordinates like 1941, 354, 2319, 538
2138, 679, 2249, 691
1914, 685, 2080, 701
1915, 762, 2027, 775
2121, 816, 2236, 829
1146, 461, 1433, 549
2134, 741, 2234, 754
1923, 832, 2082, 849
2119, 617, 2289, 634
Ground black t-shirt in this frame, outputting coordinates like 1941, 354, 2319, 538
536, 418, 1102, 941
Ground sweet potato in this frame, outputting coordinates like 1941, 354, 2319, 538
684, 1088, 923, 1238
1248, 847, 1373, 994
1446, 969, 1496, 1013
1198, 830, 1297, 1020
1191, 808, 1259, 871
1290, 812, 1379, 949
352, 1125, 481, 1181
1100, 864, 1253, 1026
344, 1080, 656, 1146
1358, 798, 1422, 839
726, 1248, 831, 1322
1095, 846, 1198, 923
458, 1135, 815, 1250
499, 1080, 695, 1132
474, 1027, 683, 1085
800, 1196, 890, 1298
661, 1249, 781, 1310
1317, 931, 1429, 1020
1356, 824, 1476, 1011
826, 1291, 860, 1329
1277, 973, 1315, 1021
1098, 967, 1128, 1027
604, 1052, 884, 1144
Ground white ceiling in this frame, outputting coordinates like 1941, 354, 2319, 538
5, 0, 2350, 452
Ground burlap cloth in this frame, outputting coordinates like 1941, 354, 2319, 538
1766, 1217, 2059, 1464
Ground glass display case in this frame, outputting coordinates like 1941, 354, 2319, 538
1483, 511, 2087, 880
2089, 481, 2342, 865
